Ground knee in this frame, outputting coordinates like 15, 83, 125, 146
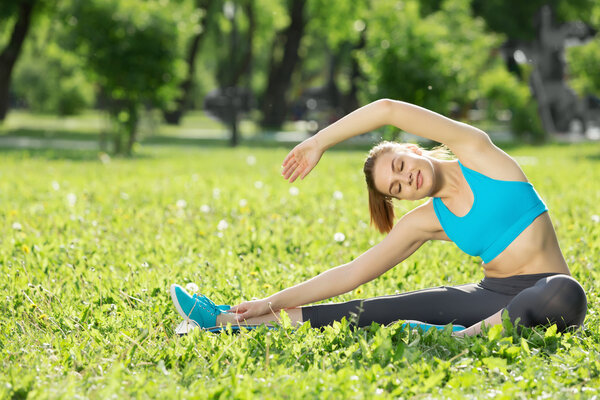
506, 275, 587, 331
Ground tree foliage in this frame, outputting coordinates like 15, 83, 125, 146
64, 0, 185, 154
566, 6, 600, 97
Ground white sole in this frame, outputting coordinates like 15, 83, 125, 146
175, 319, 200, 335
170, 284, 191, 321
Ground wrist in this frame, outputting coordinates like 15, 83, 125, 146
312, 131, 330, 152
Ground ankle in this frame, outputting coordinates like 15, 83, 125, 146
216, 313, 237, 326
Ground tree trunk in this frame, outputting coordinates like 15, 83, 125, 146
260, 0, 307, 129
125, 105, 139, 156
0, 0, 36, 121
230, 0, 255, 88
341, 29, 366, 115
163, 0, 216, 125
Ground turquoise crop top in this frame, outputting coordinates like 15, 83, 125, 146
432, 161, 547, 263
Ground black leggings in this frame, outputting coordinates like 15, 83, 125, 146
301, 273, 587, 331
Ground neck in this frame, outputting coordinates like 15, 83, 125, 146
429, 159, 463, 199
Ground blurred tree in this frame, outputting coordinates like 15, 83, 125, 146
0, 0, 37, 121
260, 0, 307, 129
12, 13, 94, 115
470, 0, 594, 41
358, 0, 501, 118
306, 0, 368, 115
65, 0, 185, 155
163, 0, 220, 125
566, 6, 600, 97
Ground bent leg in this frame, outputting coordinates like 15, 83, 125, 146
505, 275, 587, 331
301, 283, 514, 328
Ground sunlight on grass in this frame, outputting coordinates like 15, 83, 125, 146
0, 142, 599, 398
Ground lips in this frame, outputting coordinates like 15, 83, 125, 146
417, 170, 422, 189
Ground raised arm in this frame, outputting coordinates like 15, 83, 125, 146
282, 99, 493, 182
230, 203, 439, 321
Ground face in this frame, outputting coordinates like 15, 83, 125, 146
372, 149, 435, 200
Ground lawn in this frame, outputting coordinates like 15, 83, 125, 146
1, 141, 599, 398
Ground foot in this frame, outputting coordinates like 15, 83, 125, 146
170, 284, 230, 328
402, 320, 466, 332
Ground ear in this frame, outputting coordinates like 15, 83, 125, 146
405, 144, 422, 156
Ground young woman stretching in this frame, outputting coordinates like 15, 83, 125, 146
171, 99, 587, 336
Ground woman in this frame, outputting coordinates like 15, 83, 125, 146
170, 99, 587, 336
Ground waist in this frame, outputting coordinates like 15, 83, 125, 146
479, 272, 566, 296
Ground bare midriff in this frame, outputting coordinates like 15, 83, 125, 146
482, 212, 571, 278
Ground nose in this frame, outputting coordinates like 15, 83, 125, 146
398, 170, 412, 185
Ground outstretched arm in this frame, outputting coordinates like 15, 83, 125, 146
230, 203, 436, 321
282, 99, 493, 182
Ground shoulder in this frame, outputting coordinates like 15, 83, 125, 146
392, 200, 449, 241
454, 137, 528, 182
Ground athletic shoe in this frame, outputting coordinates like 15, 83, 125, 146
170, 284, 229, 328
402, 320, 465, 332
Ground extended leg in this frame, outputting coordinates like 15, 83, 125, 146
300, 283, 513, 328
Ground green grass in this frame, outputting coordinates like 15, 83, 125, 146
1, 142, 599, 398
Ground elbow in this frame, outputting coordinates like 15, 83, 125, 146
374, 98, 396, 124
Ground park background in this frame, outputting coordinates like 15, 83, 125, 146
1, 0, 600, 398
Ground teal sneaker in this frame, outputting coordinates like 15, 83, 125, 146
170, 284, 230, 328
401, 320, 465, 332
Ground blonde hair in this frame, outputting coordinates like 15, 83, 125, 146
363, 141, 453, 233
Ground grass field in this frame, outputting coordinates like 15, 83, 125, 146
1, 141, 599, 398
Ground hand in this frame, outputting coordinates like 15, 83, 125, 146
281, 136, 324, 182
228, 299, 275, 322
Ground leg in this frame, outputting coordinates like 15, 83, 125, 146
300, 283, 514, 328
452, 309, 503, 337
216, 308, 304, 327
504, 274, 587, 331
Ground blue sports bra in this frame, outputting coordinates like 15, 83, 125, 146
432, 161, 547, 263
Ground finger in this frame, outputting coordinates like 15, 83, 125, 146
300, 166, 312, 180
236, 312, 249, 321
282, 160, 297, 177
282, 151, 295, 167
284, 163, 300, 180
289, 168, 303, 183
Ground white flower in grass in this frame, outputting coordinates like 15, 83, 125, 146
217, 220, 229, 230
246, 155, 256, 166
213, 188, 221, 198
51, 181, 60, 191
592, 215, 600, 223
333, 232, 345, 242
121, 192, 129, 200
254, 181, 264, 189
333, 190, 343, 200
99, 152, 111, 164
66, 193, 77, 207
176, 199, 187, 209
12, 222, 22, 230
200, 204, 211, 213
289, 187, 299, 196
239, 199, 247, 207
185, 282, 199, 293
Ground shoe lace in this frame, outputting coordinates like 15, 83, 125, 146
192, 293, 221, 314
